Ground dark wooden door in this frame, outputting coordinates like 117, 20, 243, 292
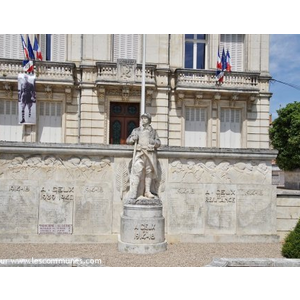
110, 102, 140, 144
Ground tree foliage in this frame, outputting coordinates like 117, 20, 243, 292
269, 101, 300, 171
282, 218, 300, 258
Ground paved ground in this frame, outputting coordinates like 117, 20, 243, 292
0, 242, 284, 267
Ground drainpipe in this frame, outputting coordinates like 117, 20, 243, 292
78, 34, 83, 144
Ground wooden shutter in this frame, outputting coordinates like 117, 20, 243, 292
39, 34, 47, 61
51, 34, 66, 62
38, 101, 62, 143
185, 107, 207, 147
0, 100, 23, 141
113, 34, 140, 61
220, 108, 241, 148
0, 34, 23, 59
220, 34, 244, 72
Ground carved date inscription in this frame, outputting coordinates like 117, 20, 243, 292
40, 186, 74, 202
134, 224, 156, 240
9, 186, 30, 192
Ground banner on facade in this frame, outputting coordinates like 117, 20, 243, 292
18, 74, 36, 125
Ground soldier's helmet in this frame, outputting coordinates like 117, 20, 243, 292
141, 113, 151, 122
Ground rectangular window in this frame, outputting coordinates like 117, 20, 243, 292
0, 34, 24, 59
113, 34, 141, 61
184, 34, 206, 69
0, 100, 23, 141
39, 34, 66, 62
220, 34, 244, 72
220, 108, 241, 148
46, 34, 51, 61
185, 107, 207, 147
38, 101, 62, 143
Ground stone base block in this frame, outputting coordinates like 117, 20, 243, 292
118, 238, 167, 254
118, 204, 167, 254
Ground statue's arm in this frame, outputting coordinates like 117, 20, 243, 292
152, 131, 161, 149
126, 129, 138, 145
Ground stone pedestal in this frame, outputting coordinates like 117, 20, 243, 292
118, 204, 167, 254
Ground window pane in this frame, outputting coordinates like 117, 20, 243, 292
197, 34, 206, 40
185, 42, 193, 68
196, 43, 205, 69
46, 34, 51, 61
185, 34, 194, 39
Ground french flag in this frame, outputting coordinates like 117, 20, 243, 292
27, 36, 35, 60
216, 48, 226, 83
226, 50, 231, 72
217, 47, 222, 70
221, 48, 227, 71
20, 35, 29, 60
33, 36, 43, 61
23, 60, 34, 73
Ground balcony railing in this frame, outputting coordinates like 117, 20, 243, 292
96, 61, 156, 85
175, 69, 262, 91
0, 59, 75, 84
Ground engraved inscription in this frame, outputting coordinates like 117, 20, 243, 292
38, 224, 73, 234
9, 186, 30, 192
205, 189, 236, 203
38, 185, 74, 233
134, 223, 156, 240
40, 186, 75, 202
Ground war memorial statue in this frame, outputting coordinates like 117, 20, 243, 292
125, 113, 162, 204
118, 113, 167, 253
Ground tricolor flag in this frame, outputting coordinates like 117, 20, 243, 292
217, 47, 222, 70
216, 48, 226, 83
27, 36, 35, 60
221, 48, 227, 71
33, 36, 43, 61
20, 35, 29, 60
226, 50, 231, 72
23, 60, 34, 73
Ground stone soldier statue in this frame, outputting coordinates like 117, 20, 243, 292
126, 113, 161, 202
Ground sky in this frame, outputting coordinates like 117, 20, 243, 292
269, 34, 300, 120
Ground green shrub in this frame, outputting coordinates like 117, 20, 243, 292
282, 218, 300, 258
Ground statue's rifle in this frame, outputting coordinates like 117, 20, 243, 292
131, 139, 137, 174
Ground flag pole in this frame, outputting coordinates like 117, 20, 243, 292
140, 34, 146, 115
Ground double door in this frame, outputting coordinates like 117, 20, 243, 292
110, 102, 140, 144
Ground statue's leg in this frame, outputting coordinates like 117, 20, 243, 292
144, 162, 155, 199
128, 156, 144, 199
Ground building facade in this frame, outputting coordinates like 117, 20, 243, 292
0, 34, 271, 149
0, 34, 283, 243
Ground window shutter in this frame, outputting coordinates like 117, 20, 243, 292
220, 108, 241, 148
51, 34, 66, 62
0, 100, 22, 141
0, 34, 23, 59
40, 34, 47, 61
38, 101, 62, 143
113, 34, 140, 61
185, 107, 207, 147
220, 34, 244, 72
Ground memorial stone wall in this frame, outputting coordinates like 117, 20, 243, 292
0, 141, 279, 243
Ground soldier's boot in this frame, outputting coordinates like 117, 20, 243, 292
128, 182, 138, 200
144, 176, 155, 199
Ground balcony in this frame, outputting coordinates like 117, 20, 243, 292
0, 59, 76, 85
175, 69, 265, 93
96, 60, 156, 86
